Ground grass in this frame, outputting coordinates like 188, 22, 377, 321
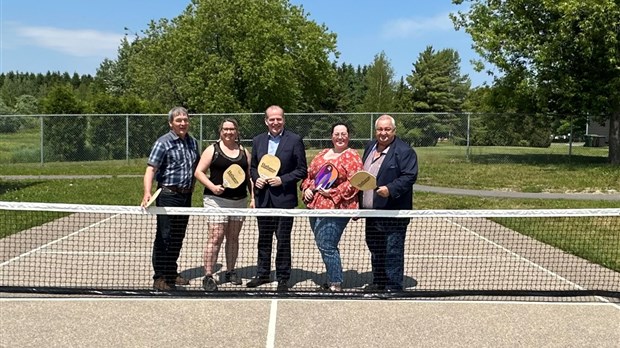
0, 128, 41, 163
494, 216, 619, 272
0, 143, 619, 272
416, 143, 619, 193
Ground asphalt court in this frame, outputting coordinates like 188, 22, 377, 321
1, 298, 618, 347
1, 212, 619, 347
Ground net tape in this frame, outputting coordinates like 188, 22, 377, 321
1, 201, 618, 218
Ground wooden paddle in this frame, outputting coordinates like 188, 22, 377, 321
257, 154, 281, 179
222, 163, 245, 189
145, 188, 162, 208
350, 171, 377, 190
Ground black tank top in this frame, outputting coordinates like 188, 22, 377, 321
203, 141, 249, 200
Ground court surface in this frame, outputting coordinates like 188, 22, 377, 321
1, 210, 619, 347
1, 297, 619, 348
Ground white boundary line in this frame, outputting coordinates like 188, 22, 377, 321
0, 297, 617, 308
0, 214, 121, 268
446, 218, 611, 303
0, 298, 615, 305
266, 300, 278, 348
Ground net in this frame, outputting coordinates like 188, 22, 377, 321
1, 201, 618, 300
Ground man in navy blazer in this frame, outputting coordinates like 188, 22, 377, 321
360, 114, 418, 292
247, 105, 307, 291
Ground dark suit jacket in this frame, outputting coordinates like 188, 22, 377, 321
251, 129, 307, 209
361, 136, 418, 210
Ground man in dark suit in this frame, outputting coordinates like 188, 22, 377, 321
360, 114, 418, 292
247, 105, 307, 291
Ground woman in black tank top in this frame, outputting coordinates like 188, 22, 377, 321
194, 119, 255, 291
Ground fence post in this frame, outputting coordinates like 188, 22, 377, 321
369, 113, 375, 140
40, 115, 44, 166
199, 115, 204, 153
568, 114, 573, 163
466, 113, 471, 160
125, 114, 130, 163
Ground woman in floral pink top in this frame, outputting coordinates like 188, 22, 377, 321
300, 123, 363, 291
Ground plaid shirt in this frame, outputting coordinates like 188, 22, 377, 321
147, 130, 199, 189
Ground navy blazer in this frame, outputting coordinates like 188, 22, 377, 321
361, 136, 418, 210
251, 129, 308, 209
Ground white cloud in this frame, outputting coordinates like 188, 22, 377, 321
381, 12, 454, 39
15, 25, 123, 57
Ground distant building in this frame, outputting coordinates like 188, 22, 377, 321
586, 119, 609, 144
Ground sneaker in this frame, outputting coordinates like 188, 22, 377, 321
246, 276, 270, 288
362, 283, 385, 292
225, 270, 242, 285
153, 277, 175, 291
175, 275, 190, 286
202, 275, 218, 291
328, 283, 342, 292
318, 283, 342, 292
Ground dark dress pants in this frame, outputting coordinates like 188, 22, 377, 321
365, 217, 410, 291
256, 216, 294, 281
152, 190, 192, 283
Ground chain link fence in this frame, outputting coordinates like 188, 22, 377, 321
0, 113, 598, 165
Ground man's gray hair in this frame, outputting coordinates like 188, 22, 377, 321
168, 106, 189, 122
375, 114, 396, 129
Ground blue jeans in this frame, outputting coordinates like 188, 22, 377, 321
365, 217, 410, 291
309, 217, 350, 284
152, 189, 192, 283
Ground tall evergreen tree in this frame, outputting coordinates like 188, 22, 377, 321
407, 46, 470, 112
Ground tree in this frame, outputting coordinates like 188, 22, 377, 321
407, 46, 470, 113
0, 98, 17, 133
360, 52, 395, 112
93, 38, 134, 96
13, 95, 39, 115
112, 0, 338, 113
452, 0, 620, 164
89, 94, 128, 159
41, 85, 86, 161
402, 46, 471, 146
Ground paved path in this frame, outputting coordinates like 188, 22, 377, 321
414, 184, 620, 201
2, 175, 619, 201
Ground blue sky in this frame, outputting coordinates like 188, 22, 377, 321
1, 0, 492, 86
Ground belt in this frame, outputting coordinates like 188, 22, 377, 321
161, 185, 193, 194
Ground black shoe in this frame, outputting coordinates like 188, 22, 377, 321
277, 280, 289, 292
202, 275, 218, 291
246, 276, 270, 288
153, 277, 175, 291
362, 283, 385, 292
225, 270, 242, 285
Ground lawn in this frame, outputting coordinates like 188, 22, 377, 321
0, 128, 40, 163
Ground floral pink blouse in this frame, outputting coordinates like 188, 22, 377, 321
300, 148, 363, 209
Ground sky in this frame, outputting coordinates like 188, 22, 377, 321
0, 0, 493, 87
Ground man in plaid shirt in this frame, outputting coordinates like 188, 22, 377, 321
141, 106, 199, 291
